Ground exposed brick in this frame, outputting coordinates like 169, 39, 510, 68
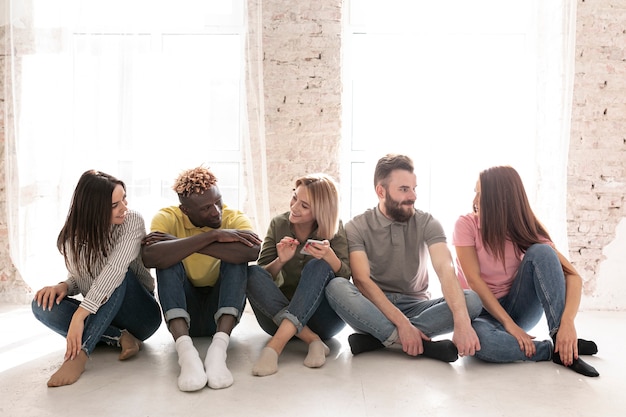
569, 0, 626, 295
1, 0, 624, 309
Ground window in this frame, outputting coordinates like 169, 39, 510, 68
15, 0, 246, 290
342, 0, 538, 237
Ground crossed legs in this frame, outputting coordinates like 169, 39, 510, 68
247, 261, 339, 376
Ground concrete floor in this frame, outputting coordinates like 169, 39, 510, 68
0, 303, 622, 417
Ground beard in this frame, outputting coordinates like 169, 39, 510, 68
384, 195, 415, 222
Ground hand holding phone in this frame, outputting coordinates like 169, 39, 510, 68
300, 239, 325, 255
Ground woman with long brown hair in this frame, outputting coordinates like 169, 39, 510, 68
452, 166, 599, 376
32, 170, 161, 386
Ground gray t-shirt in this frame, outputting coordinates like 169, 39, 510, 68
345, 206, 447, 299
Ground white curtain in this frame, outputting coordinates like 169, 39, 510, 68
342, 0, 577, 253
3, 0, 578, 293
3, 0, 269, 291
533, 0, 578, 252
243, 0, 271, 245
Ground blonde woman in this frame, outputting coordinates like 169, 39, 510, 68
247, 174, 351, 376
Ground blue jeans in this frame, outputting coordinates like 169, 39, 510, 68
31, 269, 162, 356
472, 244, 564, 363
247, 259, 345, 340
325, 277, 482, 345
156, 261, 248, 337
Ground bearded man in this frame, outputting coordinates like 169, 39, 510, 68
326, 154, 482, 362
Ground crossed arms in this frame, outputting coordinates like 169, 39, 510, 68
141, 229, 262, 269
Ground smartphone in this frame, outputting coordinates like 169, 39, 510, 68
300, 239, 325, 255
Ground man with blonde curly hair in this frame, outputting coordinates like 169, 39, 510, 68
142, 166, 261, 392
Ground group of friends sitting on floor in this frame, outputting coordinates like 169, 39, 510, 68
32, 153, 600, 390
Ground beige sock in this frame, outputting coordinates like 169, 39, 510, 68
47, 350, 88, 387
304, 340, 330, 368
252, 346, 279, 377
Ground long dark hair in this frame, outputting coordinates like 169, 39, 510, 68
57, 170, 125, 275
479, 166, 551, 264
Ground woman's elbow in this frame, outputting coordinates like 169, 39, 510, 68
464, 276, 481, 291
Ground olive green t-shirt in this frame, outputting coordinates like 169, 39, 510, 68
257, 212, 351, 299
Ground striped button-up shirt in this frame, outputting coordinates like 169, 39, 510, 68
63, 210, 155, 314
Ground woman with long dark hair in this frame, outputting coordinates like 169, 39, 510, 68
452, 166, 599, 376
32, 170, 161, 387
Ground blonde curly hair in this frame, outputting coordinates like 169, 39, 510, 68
173, 166, 218, 197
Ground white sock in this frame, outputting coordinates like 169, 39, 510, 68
175, 336, 207, 392
304, 340, 330, 368
205, 332, 233, 389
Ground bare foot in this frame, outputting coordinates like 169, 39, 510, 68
47, 350, 88, 387
119, 330, 142, 361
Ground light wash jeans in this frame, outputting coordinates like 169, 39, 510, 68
247, 259, 345, 340
31, 269, 162, 356
156, 261, 249, 337
472, 244, 565, 363
325, 277, 482, 345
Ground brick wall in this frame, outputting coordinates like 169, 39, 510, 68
254, 0, 344, 216
1, 0, 625, 309
569, 0, 626, 309
0, 27, 33, 303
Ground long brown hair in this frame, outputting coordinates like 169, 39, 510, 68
479, 166, 551, 264
57, 170, 125, 276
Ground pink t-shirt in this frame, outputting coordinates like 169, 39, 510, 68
452, 213, 524, 299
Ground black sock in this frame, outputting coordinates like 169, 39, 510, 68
551, 335, 598, 356
421, 339, 458, 363
552, 354, 599, 377
348, 333, 384, 355
578, 338, 598, 355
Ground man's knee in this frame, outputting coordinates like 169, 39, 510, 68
220, 261, 247, 275
246, 265, 272, 295
156, 262, 186, 283
247, 265, 270, 282
325, 278, 360, 311
325, 277, 352, 298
